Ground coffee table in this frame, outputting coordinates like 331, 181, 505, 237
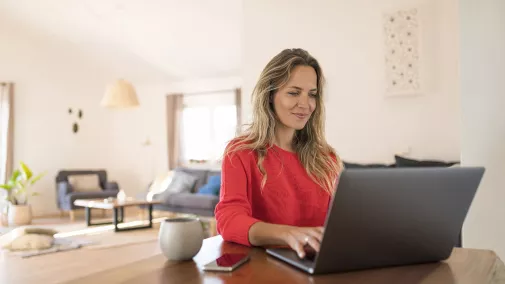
73, 198, 162, 232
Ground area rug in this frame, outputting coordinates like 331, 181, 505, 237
1, 219, 162, 258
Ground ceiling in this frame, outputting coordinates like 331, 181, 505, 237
0, 0, 242, 82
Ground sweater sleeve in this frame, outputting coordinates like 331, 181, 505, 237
214, 151, 260, 246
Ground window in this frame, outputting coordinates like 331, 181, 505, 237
180, 91, 238, 163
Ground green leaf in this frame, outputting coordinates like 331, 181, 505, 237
19, 162, 33, 180
30, 172, 45, 185
10, 169, 21, 184
0, 184, 13, 190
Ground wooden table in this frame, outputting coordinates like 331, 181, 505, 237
73, 198, 161, 232
69, 236, 505, 284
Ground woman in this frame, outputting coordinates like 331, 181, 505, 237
215, 48, 342, 259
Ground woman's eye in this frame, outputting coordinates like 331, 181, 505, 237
309, 93, 317, 97
288, 92, 299, 96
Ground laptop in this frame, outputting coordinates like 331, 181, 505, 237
266, 167, 485, 275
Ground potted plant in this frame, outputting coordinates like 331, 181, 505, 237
0, 161, 45, 226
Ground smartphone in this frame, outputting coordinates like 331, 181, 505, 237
202, 253, 250, 272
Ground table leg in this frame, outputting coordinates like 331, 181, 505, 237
119, 207, 124, 223
113, 208, 119, 232
85, 207, 91, 226
148, 205, 153, 228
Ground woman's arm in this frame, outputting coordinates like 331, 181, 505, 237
214, 151, 261, 246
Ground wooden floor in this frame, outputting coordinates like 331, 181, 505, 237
2, 208, 217, 239
1, 209, 217, 284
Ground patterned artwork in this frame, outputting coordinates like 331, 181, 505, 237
383, 8, 421, 96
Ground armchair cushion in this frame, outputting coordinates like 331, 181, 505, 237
67, 174, 101, 193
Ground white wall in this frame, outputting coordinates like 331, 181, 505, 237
459, 0, 505, 258
242, 0, 460, 163
0, 17, 241, 216
109, 77, 241, 197
0, 17, 117, 215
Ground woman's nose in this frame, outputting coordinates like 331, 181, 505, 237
297, 93, 310, 108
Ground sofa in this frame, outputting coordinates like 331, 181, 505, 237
56, 170, 120, 220
141, 167, 221, 217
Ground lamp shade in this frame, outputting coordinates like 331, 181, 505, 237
101, 79, 140, 108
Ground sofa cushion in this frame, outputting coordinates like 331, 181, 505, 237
165, 193, 219, 211
206, 170, 221, 184
153, 171, 198, 202
394, 155, 459, 168
147, 172, 174, 197
174, 168, 208, 193
197, 175, 221, 196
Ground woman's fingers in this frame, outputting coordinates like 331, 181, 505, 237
287, 234, 306, 258
305, 235, 321, 252
282, 226, 327, 258
306, 228, 324, 243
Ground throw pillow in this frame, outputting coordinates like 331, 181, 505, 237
197, 175, 221, 196
395, 155, 459, 168
148, 172, 174, 194
153, 171, 199, 202
68, 174, 101, 193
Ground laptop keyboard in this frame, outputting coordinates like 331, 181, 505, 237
303, 246, 317, 261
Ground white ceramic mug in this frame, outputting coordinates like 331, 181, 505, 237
158, 217, 204, 261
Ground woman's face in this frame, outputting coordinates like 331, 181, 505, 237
272, 65, 317, 130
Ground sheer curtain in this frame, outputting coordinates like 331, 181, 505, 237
0, 82, 14, 224
0, 82, 14, 185
166, 94, 183, 170
235, 88, 242, 135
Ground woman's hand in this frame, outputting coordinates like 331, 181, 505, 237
249, 222, 324, 258
277, 226, 324, 258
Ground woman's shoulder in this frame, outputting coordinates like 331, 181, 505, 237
223, 137, 257, 160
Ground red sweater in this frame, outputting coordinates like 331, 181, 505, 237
215, 144, 335, 246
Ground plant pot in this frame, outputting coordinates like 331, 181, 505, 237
7, 204, 32, 226
1, 210, 8, 227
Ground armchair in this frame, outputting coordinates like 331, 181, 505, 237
56, 170, 119, 220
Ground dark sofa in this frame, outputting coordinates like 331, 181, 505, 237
56, 170, 120, 220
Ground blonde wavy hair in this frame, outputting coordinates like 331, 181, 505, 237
226, 48, 342, 194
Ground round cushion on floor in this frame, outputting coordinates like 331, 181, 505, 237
5, 234, 54, 251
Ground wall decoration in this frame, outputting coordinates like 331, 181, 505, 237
67, 107, 83, 133
383, 8, 421, 96
72, 122, 79, 133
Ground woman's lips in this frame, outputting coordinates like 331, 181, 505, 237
293, 113, 308, 119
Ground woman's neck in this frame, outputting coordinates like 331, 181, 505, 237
274, 125, 295, 152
